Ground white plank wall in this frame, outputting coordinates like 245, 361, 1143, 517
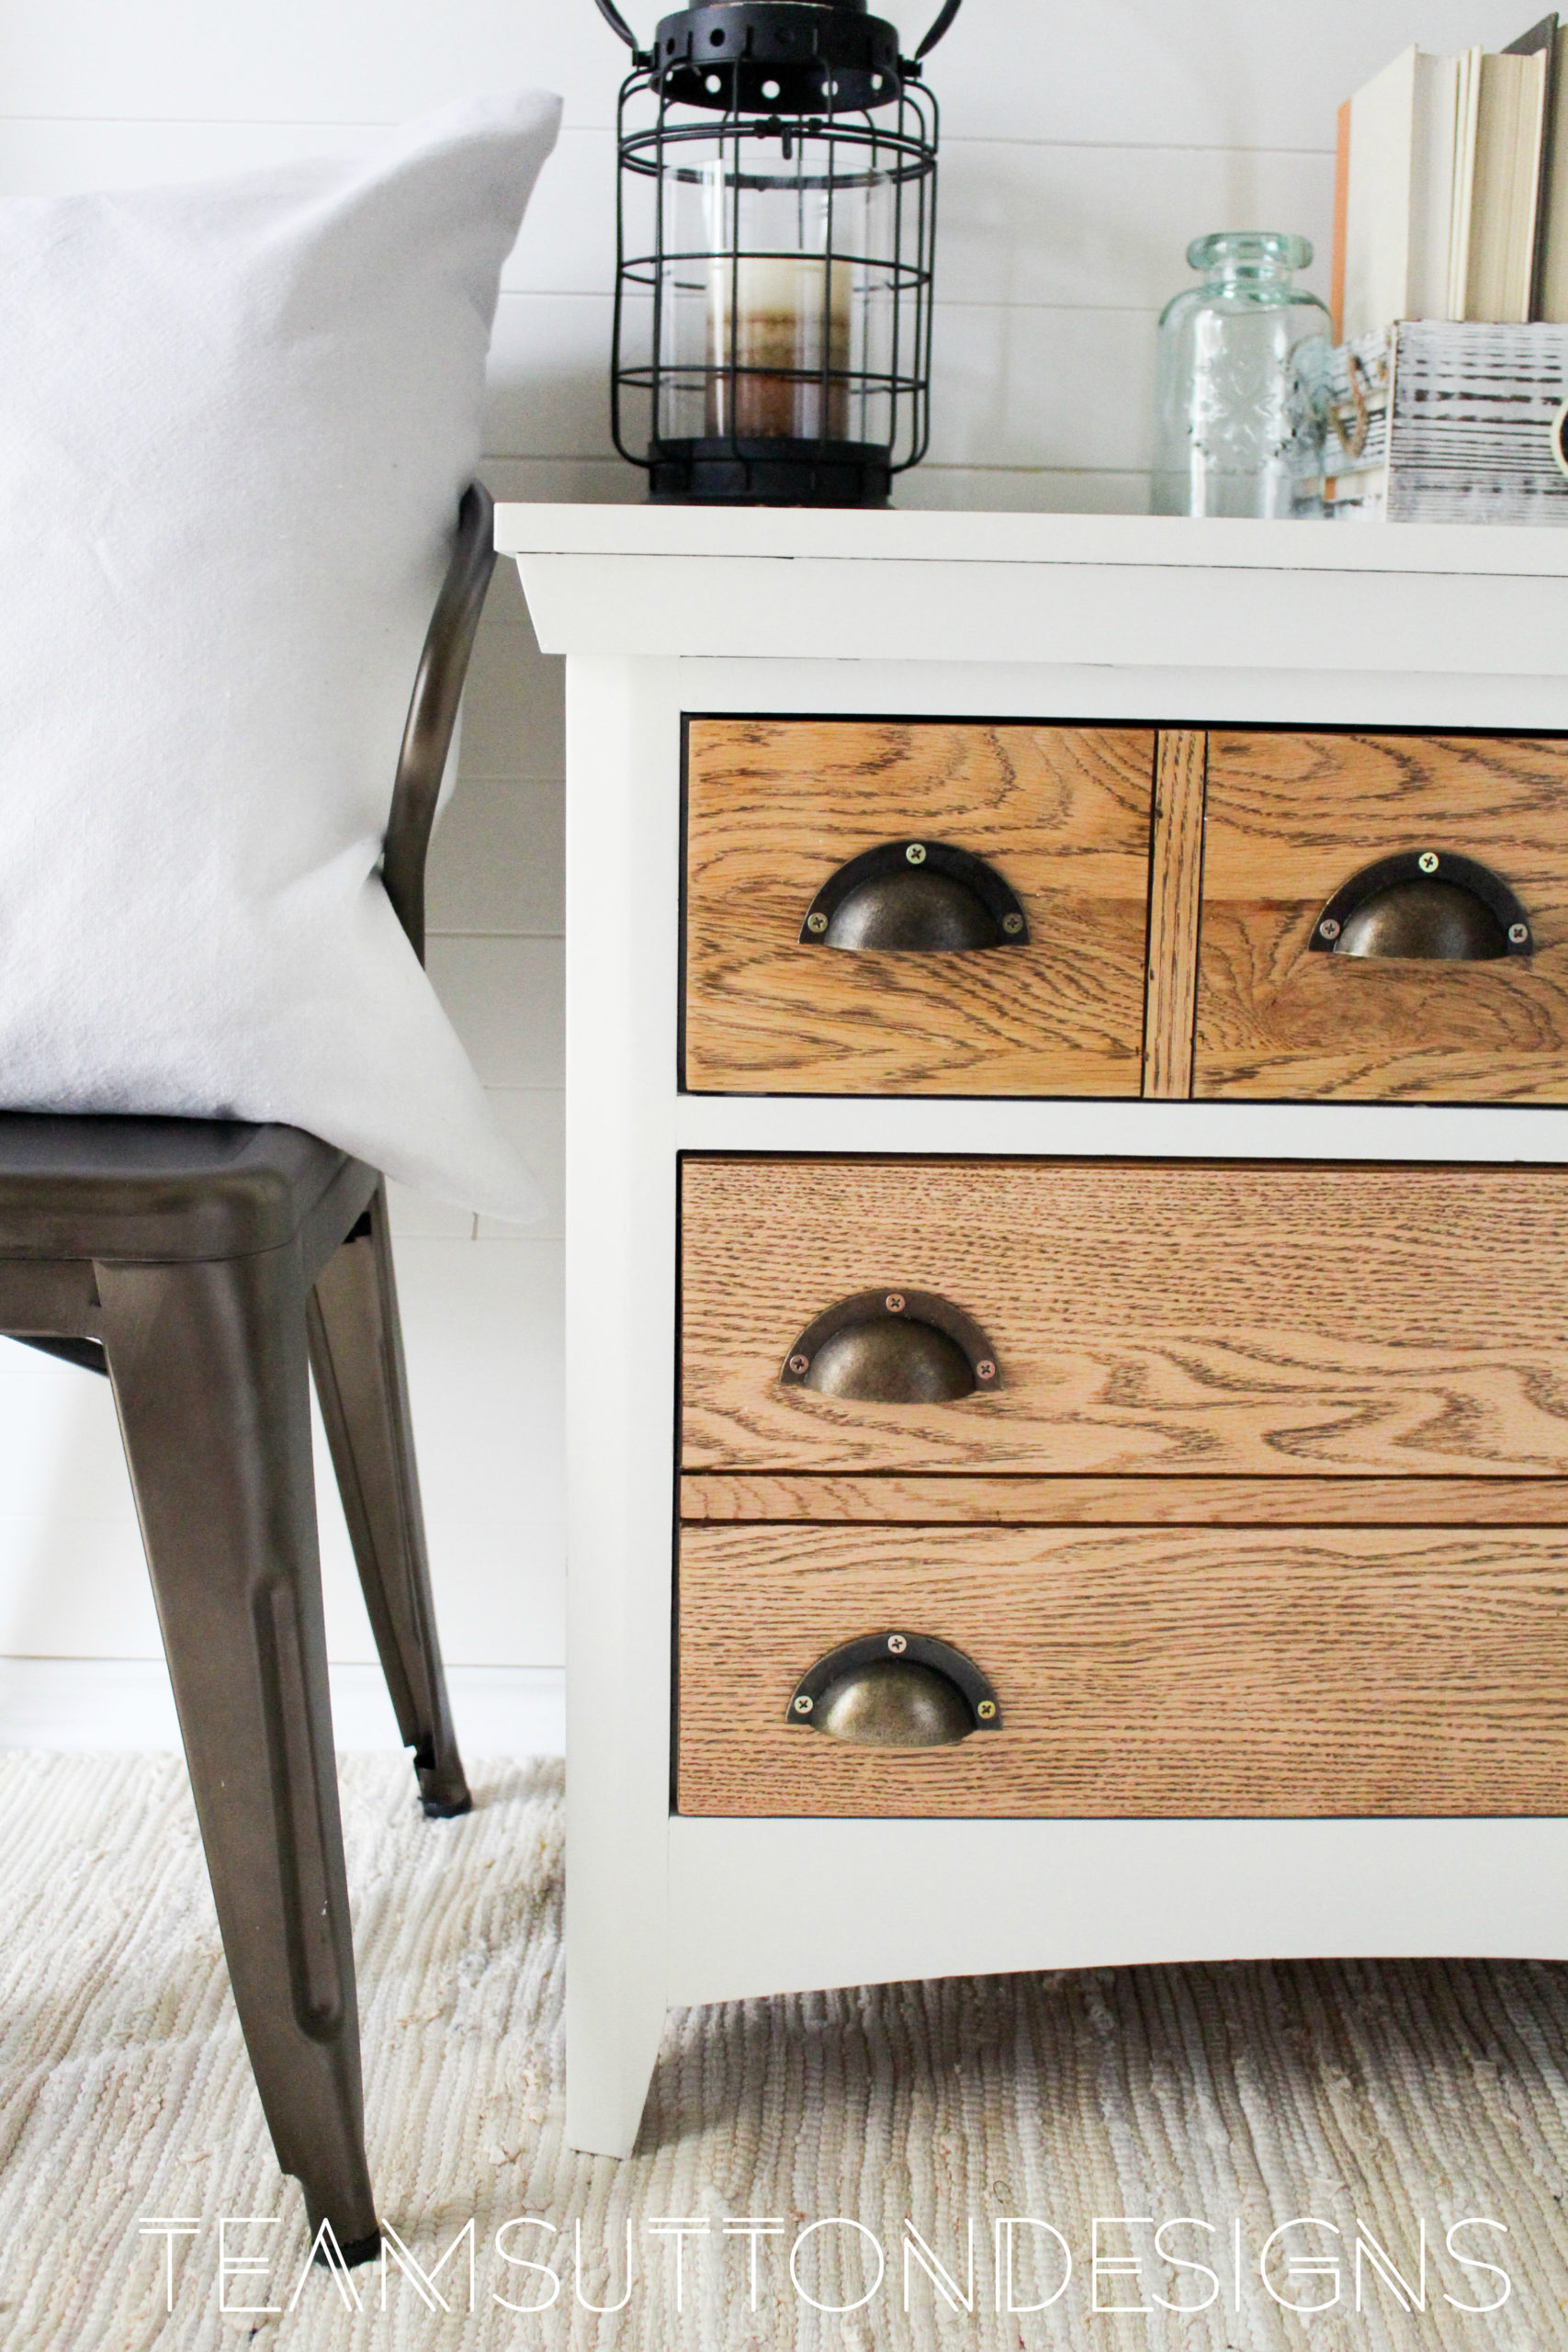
0, 0, 1538, 1714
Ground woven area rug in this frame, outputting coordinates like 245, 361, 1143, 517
1, 1754, 1565, 2350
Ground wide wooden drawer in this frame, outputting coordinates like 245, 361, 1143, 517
1193, 729, 1568, 1100
681, 1155, 1568, 1476
682, 719, 1156, 1095
676, 1521, 1568, 1817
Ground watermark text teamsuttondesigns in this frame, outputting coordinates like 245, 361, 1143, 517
138, 2206, 1515, 2324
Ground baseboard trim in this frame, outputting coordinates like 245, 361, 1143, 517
0, 1657, 564, 1756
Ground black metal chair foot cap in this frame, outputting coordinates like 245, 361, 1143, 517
315, 2230, 382, 2271
415, 1743, 472, 1816
419, 1781, 473, 1820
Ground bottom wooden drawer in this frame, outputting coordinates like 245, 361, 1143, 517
676, 1521, 1568, 1818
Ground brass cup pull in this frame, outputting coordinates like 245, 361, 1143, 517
1309, 851, 1533, 962
781, 1287, 1000, 1402
799, 840, 1028, 952
786, 1632, 1002, 1748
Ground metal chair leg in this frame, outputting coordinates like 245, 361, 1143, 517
98, 1246, 379, 2260
307, 1183, 471, 1819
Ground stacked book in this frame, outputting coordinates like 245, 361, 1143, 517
1300, 14, 1568, 519
1335, 14, 1563, 339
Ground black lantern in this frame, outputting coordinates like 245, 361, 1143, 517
593, 0, 964, 506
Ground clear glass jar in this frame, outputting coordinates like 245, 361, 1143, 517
1152, 232, 1331, 518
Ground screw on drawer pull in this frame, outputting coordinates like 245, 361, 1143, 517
786, 1633, 1002, 1749
781, 1287, 999, 1403
798, 840, 1029, 952
1309, 851, 1533, 962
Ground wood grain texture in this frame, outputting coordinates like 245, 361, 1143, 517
1195, 731, 1568, 1100
682, 1155, 1568, 1476
1142, 729, 1206, 1098
681, 1472, 1568, 1524
683, 720, 1156, 1095
676, 1521, 1568, 1817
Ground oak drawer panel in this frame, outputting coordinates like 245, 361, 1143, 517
676, 1522, 1568, 1817
681, 1155, 1568, 1477
683, 719, 1155, 1095
1194, 730, 1568, 1101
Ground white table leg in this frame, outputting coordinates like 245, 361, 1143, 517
563, 657, 682, 2156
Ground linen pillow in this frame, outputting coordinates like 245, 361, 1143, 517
0, 93, 561, 1219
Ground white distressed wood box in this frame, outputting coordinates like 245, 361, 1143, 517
1299, 320, 1568, 521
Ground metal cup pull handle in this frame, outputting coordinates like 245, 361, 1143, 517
786, 1632, 1001, 1748
1309, 851, 1533, 962
781, 1287, 999, 1403
799, 840, 1028, 953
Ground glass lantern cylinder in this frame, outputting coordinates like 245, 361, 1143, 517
1152, 232, 1331, 519
598, 0, 957, 506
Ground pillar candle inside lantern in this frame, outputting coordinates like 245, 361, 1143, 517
706, 255, 852, 439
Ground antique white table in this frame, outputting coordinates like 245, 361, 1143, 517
499, 503, 1568, 2158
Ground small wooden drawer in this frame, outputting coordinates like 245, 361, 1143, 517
1193, 729, 1568, 1100
682, 719, 1156, 1095
681, 1154, 1568, 1476
676, 1521, 1568, 1817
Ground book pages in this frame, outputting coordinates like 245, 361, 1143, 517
1463, 49, 1548, 319
1449, 49, 1483, 314
1410, 51, 1462, 316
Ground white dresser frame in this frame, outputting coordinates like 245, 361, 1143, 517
500, 506, 1568, 2158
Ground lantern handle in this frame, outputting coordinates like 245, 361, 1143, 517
913, 0, 964, 60
592, 0, 647, 56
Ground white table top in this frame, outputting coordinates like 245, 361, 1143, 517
494, 501, 1568, 578
496, 503, 1568, 679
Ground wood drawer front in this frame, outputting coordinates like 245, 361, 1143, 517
1194, 730, 1568, 1101
676, 1522, 1568, 1818
683, 720, 1156, 1095
681, 1155, 1568, 1477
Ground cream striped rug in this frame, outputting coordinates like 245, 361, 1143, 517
0, 1751, 1564, 2349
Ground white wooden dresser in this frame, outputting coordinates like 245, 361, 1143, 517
498, 504, 1568, 2158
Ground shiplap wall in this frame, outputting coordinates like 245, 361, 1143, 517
0, 0, 1535, 1678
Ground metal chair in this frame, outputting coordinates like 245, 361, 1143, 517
0, 483, 498, 2263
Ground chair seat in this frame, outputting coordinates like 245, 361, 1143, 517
0, 1114, 359, 1262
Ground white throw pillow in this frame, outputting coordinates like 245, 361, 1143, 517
0, 94, 561, 1219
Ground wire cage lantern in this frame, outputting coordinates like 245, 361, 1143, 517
593, 0, 965, 505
